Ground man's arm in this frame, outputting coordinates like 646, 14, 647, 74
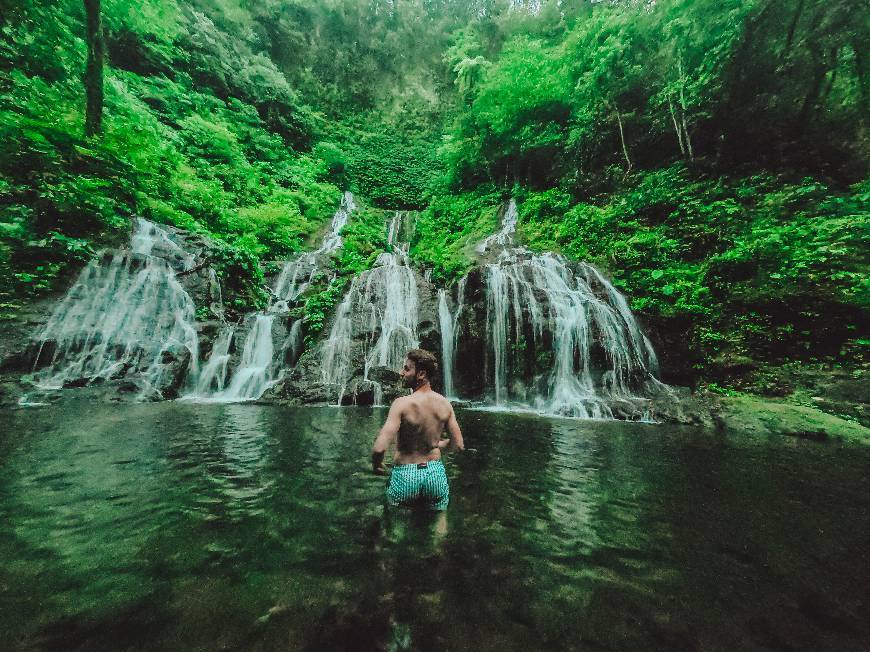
371, 399, 402, 475
444, 404, 464, 452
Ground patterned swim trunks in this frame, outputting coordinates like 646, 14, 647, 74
386, 460, 450, 511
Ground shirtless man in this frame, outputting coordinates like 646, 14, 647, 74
371, 348, 464, 511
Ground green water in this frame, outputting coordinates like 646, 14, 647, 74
0, 402, 868, 650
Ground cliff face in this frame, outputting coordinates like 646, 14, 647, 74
0, 212, 695, 423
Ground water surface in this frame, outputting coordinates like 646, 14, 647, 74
1, 403, 868, 650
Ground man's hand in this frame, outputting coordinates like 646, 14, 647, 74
372, 450, 387, 475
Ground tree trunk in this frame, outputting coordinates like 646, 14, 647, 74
853, 36, 869, 115
783, 0, 806, 60
677, 56, 694, 161
613, 106, 632, 174
795, 46, 827, 135
820, 47, 840, 105
681, 109, 695, 161
668, 95, 686, 157
84, 0, 104, 137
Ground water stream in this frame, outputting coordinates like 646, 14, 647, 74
321, 211, 420, 405
185, 192, 357, 402
438, 277, 466, 399
272, 191, 356, 307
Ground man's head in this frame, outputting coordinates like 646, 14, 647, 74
401, 348, 438, 389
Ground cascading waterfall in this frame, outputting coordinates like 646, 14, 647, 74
211, 314, 275, 400
272, 191, 356, 307
185, 192, 357, 402
30, 219, 200, 399
438, 277, 466, 398
321, 211, 419, 405
477, 200, 519, 254
190, 326, 234, 395
480, 199, 664, 419
320, 286, 356, 402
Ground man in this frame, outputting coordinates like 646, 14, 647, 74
371, 348, 464, 511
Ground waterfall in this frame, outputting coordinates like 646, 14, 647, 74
208, 314, 275, 401
438, 276, 466, 398
189, 326, 234, 396
320, 211, 419, 405
186, 192, 356, 402
477, 199, 519, 254
273, 190, 356, 305
320, 280, 356, 402
480, 199, 664, 419
438, 290, 453, 396
285, 319, 303, 368
30, 219, 200, 399
486, 264, 511, 406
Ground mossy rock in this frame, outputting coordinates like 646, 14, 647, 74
713, 395, 870, 444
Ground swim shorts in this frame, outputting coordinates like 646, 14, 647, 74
386, 460, 450, 511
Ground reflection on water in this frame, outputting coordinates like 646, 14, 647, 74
0, 402, 869, 650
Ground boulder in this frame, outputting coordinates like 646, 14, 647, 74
711, 395, 870, 443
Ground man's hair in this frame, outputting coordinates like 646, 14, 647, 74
406, 348, 438, 379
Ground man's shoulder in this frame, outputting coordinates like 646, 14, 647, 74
435, 391, 452, 406
390, 394, 409, 409
425, 390, 452, 410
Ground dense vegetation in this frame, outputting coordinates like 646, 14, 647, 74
413, 0, 867, 395
1, 0, 867, 395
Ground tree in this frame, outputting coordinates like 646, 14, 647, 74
83, 0, 104, 137
566, 9, 647, 176
647, 0, 748, 164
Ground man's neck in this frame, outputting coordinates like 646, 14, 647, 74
412, 380, 431, 393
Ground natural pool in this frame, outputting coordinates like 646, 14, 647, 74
1, 402, 868, 650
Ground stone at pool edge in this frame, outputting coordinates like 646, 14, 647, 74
712, 394, 870, 444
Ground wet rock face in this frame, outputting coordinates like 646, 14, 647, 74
153, 344, 192, 399
1, 203, 711, 424
0, 296, 67, 374
452, 268, 488, 399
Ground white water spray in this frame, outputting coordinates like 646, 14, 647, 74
190, 326, 234, 396
30, 219, 200, 399
438, 276, 466, 398
480, 200, 664, 419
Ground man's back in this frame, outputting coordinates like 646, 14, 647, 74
395, 390, 454, 462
